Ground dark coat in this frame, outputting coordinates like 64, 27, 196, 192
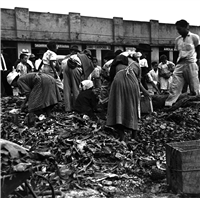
73, 89, 98, 117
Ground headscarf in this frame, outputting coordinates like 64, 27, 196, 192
69, 54, 82, 65
80, 80, 94, 90
7, 69, 20, 85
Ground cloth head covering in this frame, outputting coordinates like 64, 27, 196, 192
7, 70, 19, 85
69, 54, 82, 65
120, 50, 137, 58
80, 80, 94, 90
67, 54, 82, 69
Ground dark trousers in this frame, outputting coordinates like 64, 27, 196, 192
1, 71, 13, 97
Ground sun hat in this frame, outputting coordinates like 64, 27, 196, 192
7, 70, 20, 85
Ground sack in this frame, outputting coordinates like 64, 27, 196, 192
140, 96, 153, 114
67, 58, 79, 69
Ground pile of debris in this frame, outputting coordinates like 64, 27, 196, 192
1, 95, 200, 197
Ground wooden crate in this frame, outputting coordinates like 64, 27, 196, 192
166, 140, 200, 195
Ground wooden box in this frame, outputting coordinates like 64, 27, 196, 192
166, 140, 200, 195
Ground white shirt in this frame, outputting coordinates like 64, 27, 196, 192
42, 50, 57, 65
1, 53, 7, 71
35, 58, 42, 70
147, 69, 159, 84
175, 31, 200, 63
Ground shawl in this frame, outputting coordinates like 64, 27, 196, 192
77, 53, 94, 79
109, 55, 128, 82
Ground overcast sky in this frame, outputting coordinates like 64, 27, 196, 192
1, 0, 200, 26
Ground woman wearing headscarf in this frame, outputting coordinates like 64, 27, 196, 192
73, 80, 99, 117
42, 41, 63, 90
7, 70, 61, 118
106, 51, 150, 141
62, 50, 94, 112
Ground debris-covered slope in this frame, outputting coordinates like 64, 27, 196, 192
1, 96, 200, 198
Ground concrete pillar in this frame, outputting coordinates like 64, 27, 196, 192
113, 17, 124, 44
169, 51, 173, 62
96, 49, 102, 66
69, 12, 81, 41
150, 20, 159, 45
15, 7, 30, 39
151, 47, 159, 62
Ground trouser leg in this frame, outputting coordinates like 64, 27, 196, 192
185, 63, 200, 95
165, 64, 185, 106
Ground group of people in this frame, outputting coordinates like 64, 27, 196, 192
105, 19, 200, 141
145, 54, 175, 95
1, 19, 200, 142
3, 43, 101, 119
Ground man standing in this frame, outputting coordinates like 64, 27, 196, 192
1, 45, 13, 97
158, 55, 175, 94
165, 19, 200, 107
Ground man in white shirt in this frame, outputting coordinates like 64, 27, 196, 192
147, 61, 160, 95
165, 19, 200, 107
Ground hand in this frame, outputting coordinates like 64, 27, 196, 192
143, 91, 151, 98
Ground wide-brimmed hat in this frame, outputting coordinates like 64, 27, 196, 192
0, 43, 5, 50
7, 70, 19, 85
20, 49, 31, 55
70, 45, 80, 52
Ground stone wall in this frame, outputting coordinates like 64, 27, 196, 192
2, 7, 199, 46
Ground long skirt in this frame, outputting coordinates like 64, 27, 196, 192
106, 69, 140, 130
63, 64, 83, 112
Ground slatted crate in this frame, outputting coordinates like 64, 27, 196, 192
166, 140, 200, 196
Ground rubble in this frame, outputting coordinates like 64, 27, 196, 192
1, 94, 200, 197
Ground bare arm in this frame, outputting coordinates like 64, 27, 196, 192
140, 82, 150, 97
